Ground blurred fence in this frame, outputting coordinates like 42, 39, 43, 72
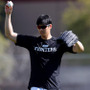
60, 53, 90, 90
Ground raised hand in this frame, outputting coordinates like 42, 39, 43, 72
5, 1, 14, 15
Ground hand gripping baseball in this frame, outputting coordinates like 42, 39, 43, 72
5, 1, 14, 14
57, 30, 78, 47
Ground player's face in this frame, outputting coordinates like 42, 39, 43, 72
37, 24, 52, 36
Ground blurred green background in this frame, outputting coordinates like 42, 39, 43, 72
62, 0, 90, 53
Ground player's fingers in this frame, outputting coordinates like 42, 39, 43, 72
5, 6, 13, 14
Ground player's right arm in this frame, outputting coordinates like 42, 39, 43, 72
5, 1, 17, 43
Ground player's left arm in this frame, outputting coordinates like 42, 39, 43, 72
73, 41, 84, 53
57, 30, 84, 53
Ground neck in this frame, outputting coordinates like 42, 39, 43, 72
41, 34, 52, 40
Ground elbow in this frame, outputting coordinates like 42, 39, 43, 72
5, 31, 13, 40
77, 44, 84, 53
73, 41, 85, 53
5, 29, 12, 39
78, 41, 84, 53
75, 47, 84, 53
5, 31, 10, 38
80, 46, 84, 52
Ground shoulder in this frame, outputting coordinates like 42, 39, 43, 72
15, 34, 38, 47
17, 34, 37, 40
16, 34, 38, 44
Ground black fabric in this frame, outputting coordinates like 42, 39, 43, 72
57, 30, 78, 47
15, 35, 74, 90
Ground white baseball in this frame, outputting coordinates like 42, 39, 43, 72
6, 1, 14, 7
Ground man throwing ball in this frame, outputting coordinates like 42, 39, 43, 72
5, 1, 84, 90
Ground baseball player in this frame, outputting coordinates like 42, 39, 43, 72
5, 1, 84, 90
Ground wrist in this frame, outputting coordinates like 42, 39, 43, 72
6, 14, 11, 18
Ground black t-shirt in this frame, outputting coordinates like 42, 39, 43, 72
15, 35, 74, 90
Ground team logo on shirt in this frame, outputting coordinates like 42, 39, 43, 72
34, 44, 57, 52
42, 45, 48, 48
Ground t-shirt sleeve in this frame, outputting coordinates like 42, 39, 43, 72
15, 34, 35, 49
63, 45, 76, 54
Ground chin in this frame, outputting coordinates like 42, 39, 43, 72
40, 32, 46, 35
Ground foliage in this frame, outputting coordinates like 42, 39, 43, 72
0, 0, 5, 33
0, 0, 15, 84
62, 0, 90, 53
0, 32, 15, 84
0, 33, 10, 53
